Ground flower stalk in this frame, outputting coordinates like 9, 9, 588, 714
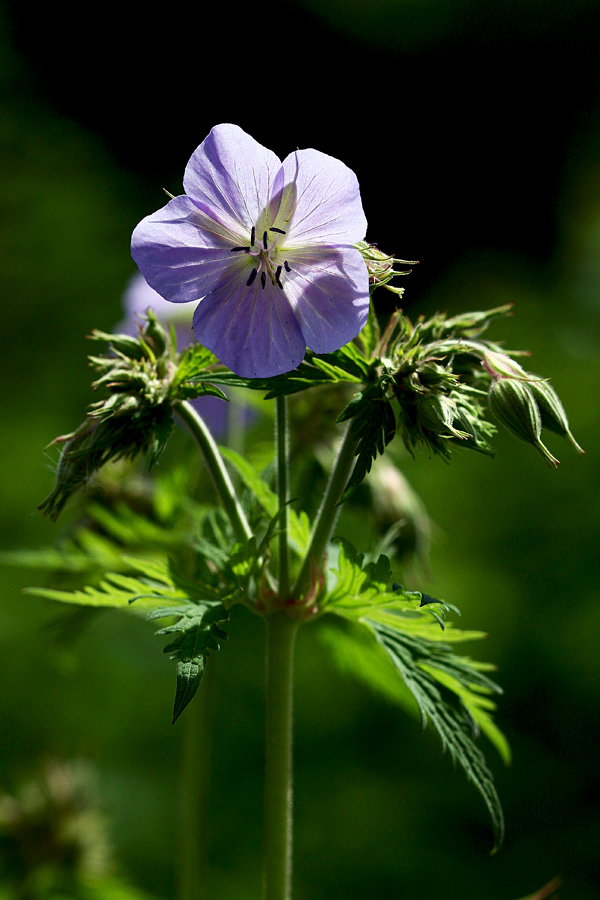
173, 400, 253, 544
292, 422, 357, 600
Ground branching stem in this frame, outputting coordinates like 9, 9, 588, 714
292, 422, 357, 599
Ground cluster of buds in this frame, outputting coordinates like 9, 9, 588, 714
385, 305, 583, 466
38, 312, 179, 520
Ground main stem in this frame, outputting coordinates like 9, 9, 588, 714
179, 659, 214, 900
263, 611, 298, 900
292, 422, 357, 599
276, 395, 290, 600
173, 400, 253, 544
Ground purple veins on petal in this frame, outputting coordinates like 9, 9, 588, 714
192, 270, 306, 378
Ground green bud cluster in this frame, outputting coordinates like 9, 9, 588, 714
381, 305, 583, 467
87, 311, 175, 421
38, 312, 179, 520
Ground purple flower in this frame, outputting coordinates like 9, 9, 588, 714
131, 124, 370, 378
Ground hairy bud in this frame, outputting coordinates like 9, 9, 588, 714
488, 379, 560, 468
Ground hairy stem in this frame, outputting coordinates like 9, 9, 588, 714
179, 658, 214, 900
292, 422, 357, 599
174, 400, 253, 544
263, 611, 298, 900
276, 395, 290, 600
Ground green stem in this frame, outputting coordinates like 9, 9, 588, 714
276, 395, 290, 600
292, 423, 357, 599
263, 611, 298, 900
179, 658, 214, 900
174, 400, 253, 544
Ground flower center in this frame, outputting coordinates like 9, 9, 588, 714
230, 226, 292, 290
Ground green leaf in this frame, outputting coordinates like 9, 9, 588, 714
148, 602, 229, 722
188, 345, 370, 399
172, 343, 218, 385
322, 540, 506, 846
367, 619, 504, 849
337, 384, 397, 503
23, 556, 211, 611
24, 567, 186, 610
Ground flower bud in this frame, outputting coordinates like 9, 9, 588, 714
89, 330, 147, 361
418, 393, 471, 440
142, 309, 169, 357
488, 379, 560, 468
527, 377, 584, 455
483, 350, 540, 382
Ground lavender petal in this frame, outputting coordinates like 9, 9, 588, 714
192, 270, 306, 378
183, 124, 282, 235
283, 245, 370, 353
273, 149, 367, 246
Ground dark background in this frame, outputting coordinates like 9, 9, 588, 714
1, 1, 599, 898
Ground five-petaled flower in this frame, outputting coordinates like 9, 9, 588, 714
131, 124, 370, 378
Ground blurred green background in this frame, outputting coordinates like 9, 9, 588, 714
1, 0, 599, 898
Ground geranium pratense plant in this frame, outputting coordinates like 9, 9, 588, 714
25, 123, 584, 900
131, 123, 370, 377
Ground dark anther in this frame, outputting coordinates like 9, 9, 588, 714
263, 231, 268, 250
231, 246, 249, 253
246, 268, 258, 286
284, 261, 292, 273
275, 265, 283, 288
250, 226, 256, 246
270, 227, 286, 235
261, 272, 266, 290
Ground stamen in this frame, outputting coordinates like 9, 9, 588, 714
263, 231, 268, 250
247, 268, 258, 286
275, 265, 283, 288
231, 246, 249, 252
250, 226, 256, 246
284, 261, 292, 272
270, 227, 286, 235
261, 272, 266, 290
